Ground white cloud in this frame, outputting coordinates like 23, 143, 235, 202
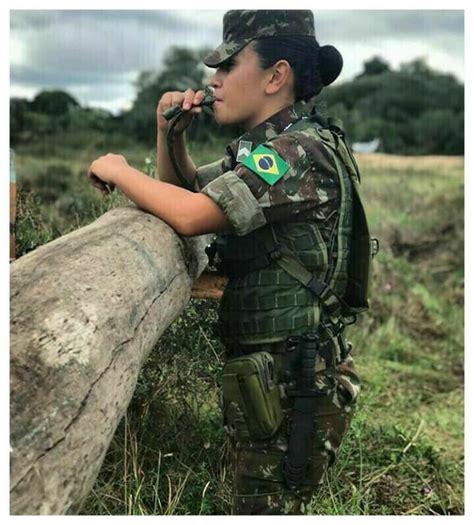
9, 33, 28, 66
86, 96, 134, 115
315, 9, 463, 43
336, 37, 464, 82
9, 83, 38, 100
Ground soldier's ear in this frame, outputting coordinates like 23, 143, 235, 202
265, 59, 293, 96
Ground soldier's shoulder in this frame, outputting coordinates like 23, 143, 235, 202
268, 124, 325, 148
264, 127, 329, 166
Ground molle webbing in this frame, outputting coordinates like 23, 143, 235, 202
215, 222, 328, 278
220, 308, 319, 338
217, 221, 331, 339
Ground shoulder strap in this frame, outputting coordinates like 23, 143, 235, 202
284, 115, 361, 184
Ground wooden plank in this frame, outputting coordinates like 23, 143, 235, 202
191, 271, 228, 299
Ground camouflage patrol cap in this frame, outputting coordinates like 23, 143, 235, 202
204, 10, 315, 67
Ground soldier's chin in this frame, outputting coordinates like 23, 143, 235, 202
212, 107, 227, 126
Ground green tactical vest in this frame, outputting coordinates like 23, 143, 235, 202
214, 118, 373, 345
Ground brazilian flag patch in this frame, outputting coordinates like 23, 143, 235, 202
242, 145, 289, 185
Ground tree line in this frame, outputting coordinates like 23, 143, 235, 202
10, 48, 464, 155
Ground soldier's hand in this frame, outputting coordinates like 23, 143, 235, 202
88, 153, 128, 195
157, 89, 206, 133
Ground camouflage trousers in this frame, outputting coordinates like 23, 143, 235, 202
223, 342, 360, 515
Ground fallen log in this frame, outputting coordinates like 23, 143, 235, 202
10, 206, 209, 515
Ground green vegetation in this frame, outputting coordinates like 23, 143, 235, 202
11, 50, 464, 155
15, 147, 464, 515
13, 134, 225, 254
323, 57, 464, 155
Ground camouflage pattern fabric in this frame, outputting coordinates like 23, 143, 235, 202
197, 103, 348, 344
197, 102, 340, 238
223, 345, 360, 515
204, 10, 316, 67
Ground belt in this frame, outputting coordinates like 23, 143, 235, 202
225, 332, 346, 385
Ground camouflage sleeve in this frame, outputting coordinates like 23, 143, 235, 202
201, 171, 267, 236
200, 131, 339, 236
195, 157, 227, 191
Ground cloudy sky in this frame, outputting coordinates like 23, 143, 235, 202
9, 9, 465, 114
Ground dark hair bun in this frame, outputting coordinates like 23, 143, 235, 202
319, 45, 343, 86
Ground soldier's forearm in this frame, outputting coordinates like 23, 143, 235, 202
157, 129, 197, 188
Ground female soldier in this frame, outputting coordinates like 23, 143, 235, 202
89, 10, 365, 515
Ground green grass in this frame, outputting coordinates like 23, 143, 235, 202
13, 132, 229, 250
13, 137, 464, 515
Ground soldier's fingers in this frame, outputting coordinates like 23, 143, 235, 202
161, 91, 174, 106
193, 90, 206, 105
161, 91, 183, 108
182, 89, 196, 110
170, 91, 187, 108
157, 92, 173, 114
89, 174, 108, 194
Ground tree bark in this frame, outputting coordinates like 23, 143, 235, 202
10, 206, 209, 515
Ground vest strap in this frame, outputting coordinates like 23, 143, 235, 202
276, 244, 345, 317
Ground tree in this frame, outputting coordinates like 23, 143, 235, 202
30, 90, 80, 116
123, 46, 213, 144
413, 110, 464, 155
321, 57, 464, 155
400, 57, 432, 77
10, 98, 30, 145
358, 56, 391, 77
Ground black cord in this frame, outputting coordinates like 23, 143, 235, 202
166, 112, 196, 191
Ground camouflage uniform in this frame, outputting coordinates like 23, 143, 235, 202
196, 104, 360, 514
195, 9, 361, 515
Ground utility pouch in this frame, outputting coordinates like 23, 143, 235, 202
222, 352, 283, 440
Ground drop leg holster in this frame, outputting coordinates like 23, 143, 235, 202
283, 333, 326, 490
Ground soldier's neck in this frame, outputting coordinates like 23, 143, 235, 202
243, 95, 295, 131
